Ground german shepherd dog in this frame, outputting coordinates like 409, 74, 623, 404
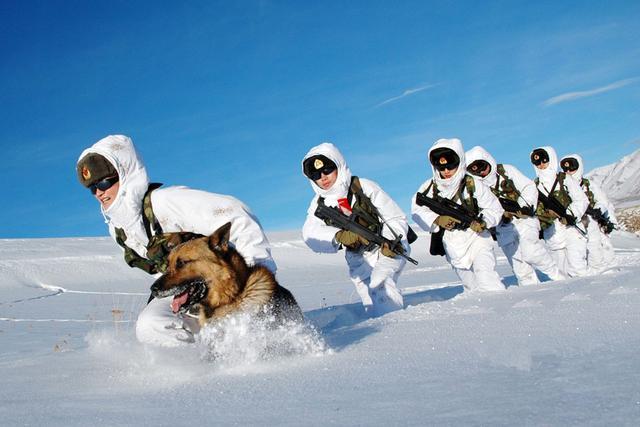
150, 222, 303, 328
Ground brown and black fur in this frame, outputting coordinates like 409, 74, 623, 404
150, 222, 303, 327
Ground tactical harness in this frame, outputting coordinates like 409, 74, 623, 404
114, 183, 204, 275
494, 164, 522, 203
534, 172, 572, 230
580, 178, 596, 208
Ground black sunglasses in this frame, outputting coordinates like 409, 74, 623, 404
307, 165, 337, 181
468, 160, 490, 175
89, 176, 119, 194
430, 148, 460, 172
435, 161, 459, 172
561, 158, 579, 172
531, 151, 549, 166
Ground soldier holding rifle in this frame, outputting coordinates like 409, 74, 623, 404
465, 146, 564, 285
531, 146, 590, 277
301, 143, 413, 316
412, 138, 505, 293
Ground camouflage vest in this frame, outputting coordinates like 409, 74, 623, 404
534, 172, 572, 229
430, 174, 479, 217
493, 164, 521, 202
114, 184, 203, 275
580, 178, 596, 208
347, 176, 382, 235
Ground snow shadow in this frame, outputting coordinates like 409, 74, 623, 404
304, 284, 466, 351
403, 284, 464, 307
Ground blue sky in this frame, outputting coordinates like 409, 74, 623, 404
1, 0, 639, 238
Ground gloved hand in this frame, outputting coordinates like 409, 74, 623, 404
380, 242, 396, 258
513, 210, 530, 219
547, 209, 560, 219
335, 230, 369, 249
434, 215, 460, 231
470, 220, 487, 233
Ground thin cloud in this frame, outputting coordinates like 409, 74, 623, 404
376, 84, 438, 108
543, 78, 638, 107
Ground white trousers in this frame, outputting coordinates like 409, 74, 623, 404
451, 235, 504, 292
565, 225, 591, 277
602, 232, 616, 266
543, 220, 590, 278
136, 297, 200, 347
498, 219, 564, 285
346, 244, 407, 317
586, 218, 614, 272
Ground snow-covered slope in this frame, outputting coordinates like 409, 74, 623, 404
2, 232, 640, 425
586, 148, 640, 208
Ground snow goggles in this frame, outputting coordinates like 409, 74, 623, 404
89, 175, 119, 194
530, 149, 549, 166
561, 157, 579, 172
467, 160, 491, 176
303, 155, 337, 180
430, 148, 460, 171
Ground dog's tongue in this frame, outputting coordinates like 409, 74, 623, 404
171, 291, 189, 313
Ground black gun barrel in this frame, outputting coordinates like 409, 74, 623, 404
498, 197, 534, 217
415, 192, 480, 229
537, 191, 577, 226
314, 203, 418, 265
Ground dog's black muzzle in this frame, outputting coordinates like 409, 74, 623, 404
150, 277, 208, 314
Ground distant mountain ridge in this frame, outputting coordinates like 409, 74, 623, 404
586, 147, 640, 208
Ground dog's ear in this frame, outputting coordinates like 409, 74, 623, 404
208, 222, 232, 252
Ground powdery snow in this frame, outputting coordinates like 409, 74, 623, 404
1, 230, 640, 425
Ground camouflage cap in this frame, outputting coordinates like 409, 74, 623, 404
77, 153, 118, 187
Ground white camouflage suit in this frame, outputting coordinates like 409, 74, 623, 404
532, 146, 589, 277
301, 143, 409, 316
78, 135, 276, 347
560, 153, 617, 272
411, 139, 505, 292
465, 146, 564, 285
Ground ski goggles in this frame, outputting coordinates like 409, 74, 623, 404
430, 148, 460, 171
530, 149, 550, 166
560, 157, 579, 172
303, 155, 338, 180
467, 159, 491, 176
89, 175, 119, 194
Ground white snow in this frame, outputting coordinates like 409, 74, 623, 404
2, 230, 640, 425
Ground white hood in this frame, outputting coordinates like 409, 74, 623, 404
302, 142, 352, 206
560, 153, 585, 181
532, 146, 559, 189
77, 135, 150, 248
428, 138, 467, 198
465, 146, 498, 187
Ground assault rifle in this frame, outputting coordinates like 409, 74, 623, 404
537, 191, 586, 235
498, 197, 534, 217
314, 201, 418, 265
536, 191, 576, 225
415, 191, 486, 256
586, 207, 616, 234
415, 192, 482, 229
